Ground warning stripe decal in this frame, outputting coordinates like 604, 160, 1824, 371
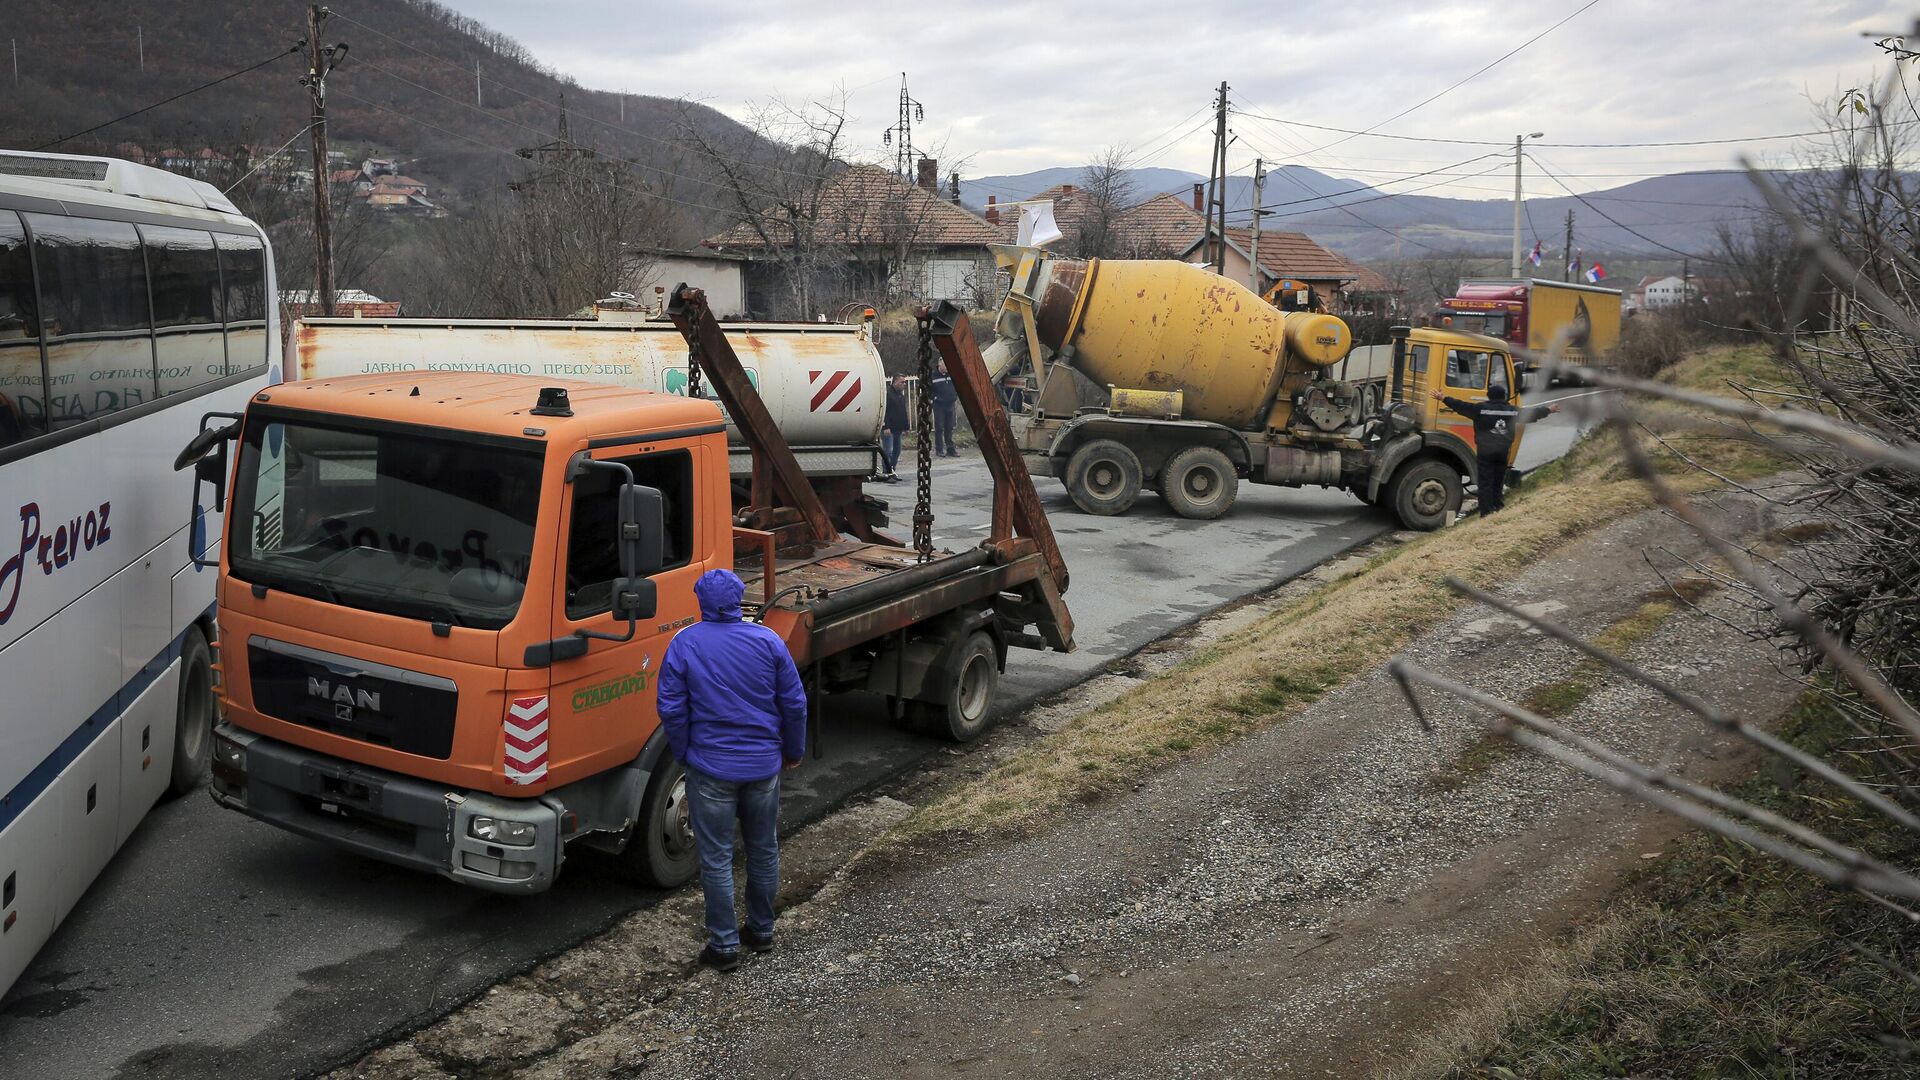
503, 695, 550, 785
808, 370, 863, 412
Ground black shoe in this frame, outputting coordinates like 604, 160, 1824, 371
743, 929, 775, 953
699, 945, 740, 972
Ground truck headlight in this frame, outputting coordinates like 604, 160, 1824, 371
211, 732, 247, 798
469, 816, 538, 847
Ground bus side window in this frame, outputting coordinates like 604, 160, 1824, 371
0, 211, 42, 448
143, 226, 224, 397
27, 214, 153, 426
216, 234, 268, 372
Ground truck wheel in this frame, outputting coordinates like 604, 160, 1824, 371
623, 759, 698, 888
1159, 446, 1239, 520
911, 631, 1000, 742
1388, 459, 1462, 531
1065, 439, 1142, 516
169, 625, 215, 796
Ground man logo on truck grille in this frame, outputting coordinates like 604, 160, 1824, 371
309, 677, 381, 719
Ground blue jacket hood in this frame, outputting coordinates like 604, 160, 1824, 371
696, 569, 746, 623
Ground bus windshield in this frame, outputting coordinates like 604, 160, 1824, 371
229, 410, 544, 630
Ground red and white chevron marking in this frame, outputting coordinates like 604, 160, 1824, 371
808, 369, 863, 413
503, 695, 550, 785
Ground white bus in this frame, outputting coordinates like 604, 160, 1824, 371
0, 151, 278, 992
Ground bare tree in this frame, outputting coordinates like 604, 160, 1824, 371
1071, 145, 1136, 260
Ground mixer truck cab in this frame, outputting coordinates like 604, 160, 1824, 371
976, 249, 1525, 530
178, 295, 1074, 894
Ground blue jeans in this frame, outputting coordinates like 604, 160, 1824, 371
881, 429, 901, 474
685, 764, 781, 953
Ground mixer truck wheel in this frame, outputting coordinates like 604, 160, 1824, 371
1065, 439, 1142, 516
1387, 459, 1462, 531
1159, 447, 1238, 520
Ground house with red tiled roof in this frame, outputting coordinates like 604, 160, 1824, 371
1176, 226, 1404, 316
703, 162, 1004, 318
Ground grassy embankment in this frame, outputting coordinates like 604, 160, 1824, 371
1401, 692, 1920, 1079
890, 344, 1790, 841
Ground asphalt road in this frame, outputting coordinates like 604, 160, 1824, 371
0, 395, 1588, 1080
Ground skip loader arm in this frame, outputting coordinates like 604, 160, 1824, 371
666, 285, 839, 545
922, 301, 1075, 650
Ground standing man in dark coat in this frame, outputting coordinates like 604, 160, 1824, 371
1430, 384, 1559, 516
928, 359, 959, 458
879, 374, 908, 482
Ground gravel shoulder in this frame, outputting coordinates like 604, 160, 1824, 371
339, 487, 1802, 1080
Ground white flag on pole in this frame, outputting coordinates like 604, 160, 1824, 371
1017, 201, 1064, 247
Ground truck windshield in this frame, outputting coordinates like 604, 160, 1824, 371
1445, 312, 1507, 338
228, 409, 544, 630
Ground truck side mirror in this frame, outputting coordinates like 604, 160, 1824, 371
174, 412, 244, 568
610, 577, 658, 621
619, 483, 665, 579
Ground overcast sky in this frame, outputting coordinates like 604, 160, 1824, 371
446, 0, 1908, 198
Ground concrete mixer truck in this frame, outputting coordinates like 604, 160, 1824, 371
977, 249, 1528, 530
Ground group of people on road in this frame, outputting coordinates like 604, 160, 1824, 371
874, 360, 960, 482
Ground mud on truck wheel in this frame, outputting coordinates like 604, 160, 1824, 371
1065, 439, 1142, 516
621, 758, 698, 888
1386, 458, 1462, 531
908, 631, 1002, 742
1158, 446, 1239, 520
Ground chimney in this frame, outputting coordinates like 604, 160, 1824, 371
916, 157, 938, 193
985, 194, 999, 225
1192, 182, 1204, 212
949, 171, 961, 205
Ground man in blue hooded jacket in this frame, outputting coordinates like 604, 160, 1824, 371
658, 569, 809, 971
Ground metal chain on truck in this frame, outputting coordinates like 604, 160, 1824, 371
684, 297, 706, 401
912, 315, 937, 562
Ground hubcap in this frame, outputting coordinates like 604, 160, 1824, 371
957, 651, 992, 722
1086, 459, 1124, 497
1411, 477, 1448, 515
661, 776, 694, 857
1184, 467, 1218, 501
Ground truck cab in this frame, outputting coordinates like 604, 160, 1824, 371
205, 373, 722, 890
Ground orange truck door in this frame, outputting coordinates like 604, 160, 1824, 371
540, 442, 710, 787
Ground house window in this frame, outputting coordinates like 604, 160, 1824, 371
922, 259, 974, 302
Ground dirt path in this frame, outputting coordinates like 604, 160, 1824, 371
342, 492, 1800, 1080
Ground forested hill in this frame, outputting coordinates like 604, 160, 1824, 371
0, 0, 762, 233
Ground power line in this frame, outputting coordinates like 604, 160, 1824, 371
1291, 0, 1604, 158
34, 46, 302, 150
1526, 152, 1730, 263
1229, 105, 1910, 151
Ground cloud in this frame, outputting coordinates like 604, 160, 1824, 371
442, 0, 1910, 190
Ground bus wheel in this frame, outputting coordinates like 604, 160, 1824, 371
1160, 447, 1239, 520
624, 758, 698, 888
911, 632, 1000, 742
1065, 439, 1142, 516
169, 625, 215, 796
1388, 459, 1461, 531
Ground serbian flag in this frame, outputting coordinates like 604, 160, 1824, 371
1527, 242, 1543, 267
1585, 262, 1607, 283
1568, 257, 1581, 277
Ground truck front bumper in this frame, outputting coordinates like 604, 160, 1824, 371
210, 721, 563, 894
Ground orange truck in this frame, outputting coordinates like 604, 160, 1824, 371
174, 293, 1071, 891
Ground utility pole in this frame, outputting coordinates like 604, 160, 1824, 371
1511, 131, 1542, 278
1207, 80, 1229, 273
1561, 209, 1574, 283
301, 6, 346, 317
10, 39, 17, 86
475, 61, 481, 106
137, 26, 144, 73
1248, 157, 1265, 292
